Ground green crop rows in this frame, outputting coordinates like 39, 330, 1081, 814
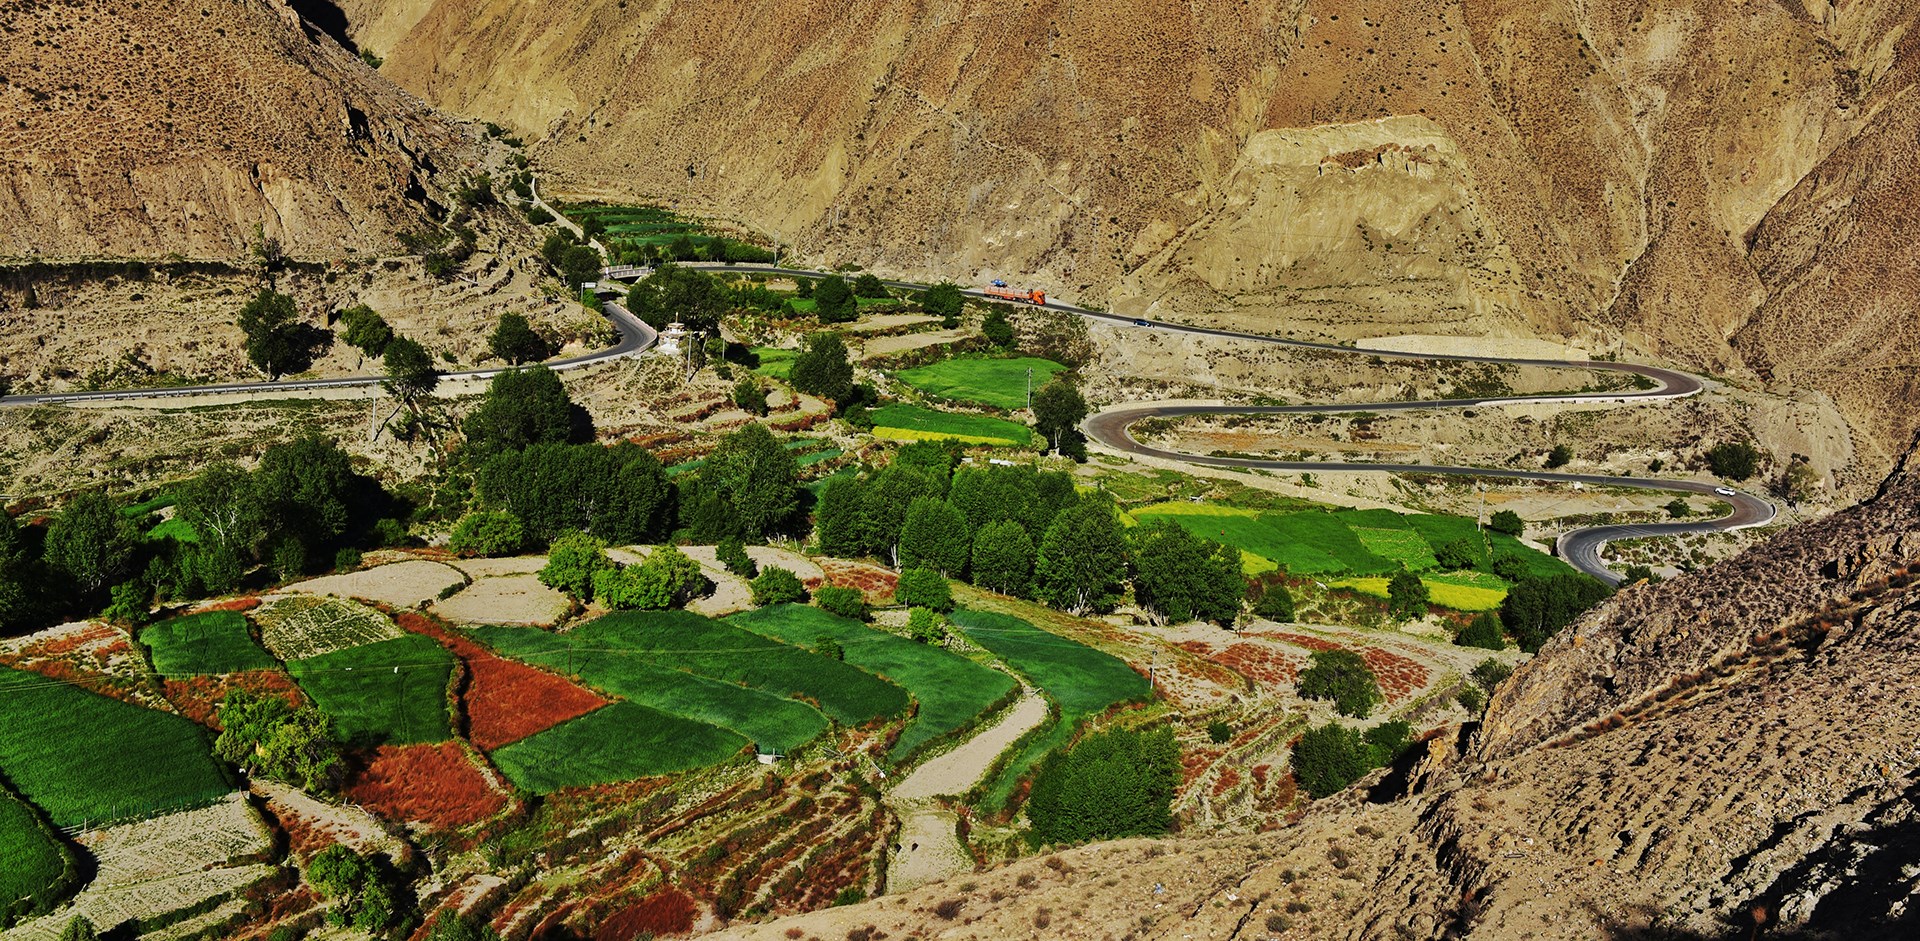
727, 604, 1018, 762
751, 346, 796, 380
143, 612, 279, 677
488, 702, 747, 794
288, 636, 455, 747
867, 404, 1033, 446
895, 356, 1067, 410
0, 667, 231, 827
0, 785, 76, 922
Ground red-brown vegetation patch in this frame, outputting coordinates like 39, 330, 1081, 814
0, 624, 154, 705
1210, 642, 1303, 686
819, 559, 898, 600
396, 612, 609, 750
1261, 630, 1340, 653
1360, 647, 1428, 703
191, 596, 262, 614
1211, 766, 1241, 798
163, 669, 304, 726
594, 887, 698, 940
345, 742, 509, 829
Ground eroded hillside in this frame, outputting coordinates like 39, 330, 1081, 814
343, 0, 1920, 484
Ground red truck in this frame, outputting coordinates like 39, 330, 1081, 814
983, 285, 1047, 305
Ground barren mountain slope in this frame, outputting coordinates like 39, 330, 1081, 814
715, 438, 1920, 940
0, 0, 479, 259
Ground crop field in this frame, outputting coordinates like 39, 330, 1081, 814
146, 517, 197, 543
343, 743, 509, 829
0, 666, 231, 827
896, 356, 1067, 409
398, 614, 607, 751
727, 604, 1019, 761
287, 635, 455, 746
868, 404, 1032, 447
489, 701, 748, 793
0, 786, 74, 922
255, 595, 402, 661
750, 346, 795, 379
143, 611, 279, 677
1330, 576, 1506, 612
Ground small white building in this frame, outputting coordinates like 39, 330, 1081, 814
656, 321, 687, 356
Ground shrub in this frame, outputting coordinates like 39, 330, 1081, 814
448, 510, 526, 557
1544, 444, 1572, 468
731, 376, 768, 416
1664, 497, 1693, 518
1500, 573, 1611, 651
332, 547, 363, 572
852, 273, 889, 298
1362, 720, 1412, 766
1705, 441, 1763, 481
1026, 726, 1178, 846
1206, 721, 1232, 745
593, 546, 708, 610
932, 899, 964, 920
1622, 564, 1659, 585
1470, 658, 1513, 692
1290, 723, 1371, 799
981, 308, 1014, 348
1297, 649, 1382, 718
1387, 570, 1429, 620
893, 567, 953, 612
1453, 611, 1506, 650
906, 607, 947, 644
1456, 685, 1485, 713
539, 531, 613, 601
716, 537, 758, 578
750, 567, 807, 606
1434, 537, 1486, 571
813, 585, 868, 621
1253, 583, 1295, 622
1487, 510, 1524, 537
215, 689, 343, 792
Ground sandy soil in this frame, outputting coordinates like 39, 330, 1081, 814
885, 691, 1048, 893
284, 559, 467, 609
255, 780, 404, 859
846, 313, 941, 333
431, 574, 571, 626
859, 329, 968, 359
448, 556, 549, 578
892, 692, 1047, 801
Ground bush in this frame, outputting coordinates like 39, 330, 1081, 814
906, 607, 947, 644
1297, 649, 1381, 718
1470, 658, 1513, 692
731, 376, 768, 416
593, 546, 708, 610
1487, 510, 1524, 537
1664, 497, 1693, 518
1544, 444, 1572, 468
1289, 723, 1372, 799
539, 531, 613, 601
749, 567, 807, 606
1705, 441, 1763, 481
332, 547, 363, 572
852, 272, 889, 298
893, 567, 953, 612
1253, 583, 1295, 622
1206, 721, 1232, 744
1456, 685, 1485, 713
448, 511, 525, 557
1362, 720, 1412, 766
1434, 537, 1486, 571
1387, 570, 1429, 620
1026, 726, 1178, 846
1452, 611, 1506, 650
813, 585, 868, 621
981, 308, 1014, 349
716, 537, 758, 578
1500, 573, 1612, 651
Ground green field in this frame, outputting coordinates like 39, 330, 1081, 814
0, 667, 231, 827
751, 346, 796, 380
288, 636, 455, 746
143, 612, 279, 677
896, 356, 1067, 409
868, 404, 1033, 447
488, 702, 747, 793
948, 610, 1151, 811
472, 625, 829, 753
0, 786, 76, 921
146, 517, 198, 543
727, 605, 1018, 762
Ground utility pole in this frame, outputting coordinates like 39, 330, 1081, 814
1026, 366, 1034, 408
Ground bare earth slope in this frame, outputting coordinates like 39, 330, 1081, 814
0, 0, 478, 260
716, 438, 1920, 940
345, 0, 1920, 483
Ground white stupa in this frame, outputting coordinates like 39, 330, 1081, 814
656, 321, 687, 355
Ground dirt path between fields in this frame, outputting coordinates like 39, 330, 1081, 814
884, 690, 1047, 893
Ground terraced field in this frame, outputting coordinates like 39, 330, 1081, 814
488, 702, 748, 793
0, 786, 76, 925
142, 611, 278, 677
255, 595, 401, 661
287, 635, 456, 746
868, 404, 1033, 447
726, 604, 1018, 762
896, 356, 1066, 409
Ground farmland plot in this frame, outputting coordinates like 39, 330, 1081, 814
344, 743, 509, 829
287, 635, 455, 746
0, 787, 77, 926
255, 596, 402, 661
489, 702, 749, 793
399, 615, 607, 751
896, 356, 1067, 409
142, 612, 278, 677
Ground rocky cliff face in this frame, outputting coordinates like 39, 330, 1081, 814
0, 0, 480, 260
342, 0, 1920, 482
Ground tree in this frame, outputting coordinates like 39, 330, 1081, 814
1290, 723, 1372, 799
750, 567, 807, 606
381, 336, 440, 404
854, 467, 943, 564
1434, 537, 1486, 571
594, 546, 708, 609
1297, 649, 1382, 718
1387, 570, 1429, 620
700, 423, 801, 538
424, 911, 503, 941
1470, 657, 1513, 692
1253, 583, 1294, 622
731, 375, 768, 416
1500, 573, 1611, 652
790, 332, 855, 404
255, 436, 369, 571
1453, 611, 1506, 650
237, 289, 326, 379
214, 689, 343, 791
174, 463, 264, 594
58, 917, 97, 941
448, 511, 525, 556
1034, 499, 1128, 614
813, 474, 867, 557
1706, 441, 1763, 481
539, 531, 614, 601
1487, 510, 1524, 537
1544, 444, 1573, 469
1025, 726, 1178, 846
1128, 519, 1244, 626
981, 307, 1015, 349
969, 519, 1034, 596
476, 443, 672, 544
813, 275, 858, 323
337, 304, 392, 358
44, 492, 138, 599
1665, 497, 1693, 519
851, 272, 889, 298
624, 264, 728, 332
813, 584, 868, 620
559, 245, 603, 297
892, 440, 960, 491
1030, 377, 1088, 453
716, 537, 758, 577
921, 281, 964, 322
906, 606, 947, 644
0, 511, 41, 633
305, 846, 406, 932
894, 567, 953, 611
898, 498, 970, 575
489, 312, 553, 365
461, 366, 589, 461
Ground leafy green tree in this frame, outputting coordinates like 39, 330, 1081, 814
539, 531, 614, 601
58, 917, 96, 941
624, 264, 728, 332
1030, 377, 1088, 453
898, 497, 971, 575
1297, 648, 1382, 718
102, 580, 152, 626
851, 273, 889, 298
558, 245, 604, 298
981, 307, 1014, 349
305, 845, 407, 932
448, 511, 525, 556
1499, 573, 1611, 652
1544, 444, 1573, 469
594, 546, 707, 609
790, 332, 855, 404
1128, 519, 1244, 626
1491, 552, 1531, 583
812, 474, 867, 557
1034, 498, 1128, 615
488, 312, 553, 365
44, 492, 138, 599
1363, 720, 1413, 767
716, 537, 758, 577
424, 911, 502, 941
893, 567, 953, 611
813, 275, 858, 323
732, 375, 768, 416
1434, 537, 1486, 571
1253, 583, 1294, 622
906, 606, 947, 644
1470, 657, 1513, 692
476, 443, 671, 544
1387, 570, 1429, 620
461, 366, 589, 461
381, 336, 440, 404
969, 519, 1034, 596
214, 689, 343, 791
701, 423, 800, 538
813, 585, 868, 620
337, 304, 392, 358
255, 436, 369, 571
1487, 510, 1524, 537
921, 281, 964, 322
237, 289, 326, 379
1290, 723, 1371, 799
856, 467, 942, 564
0, 511, 41, 632
1453, 611, 1507, 650
1706, 441, 1763, 481
1664, 497, 1693, 519
892, 440, 960, 491
176, 463, 264, 565
750, 567, 807, 606
1025, 726, 1178, 846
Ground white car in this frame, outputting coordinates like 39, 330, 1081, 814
1714, 487, 1737, 496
